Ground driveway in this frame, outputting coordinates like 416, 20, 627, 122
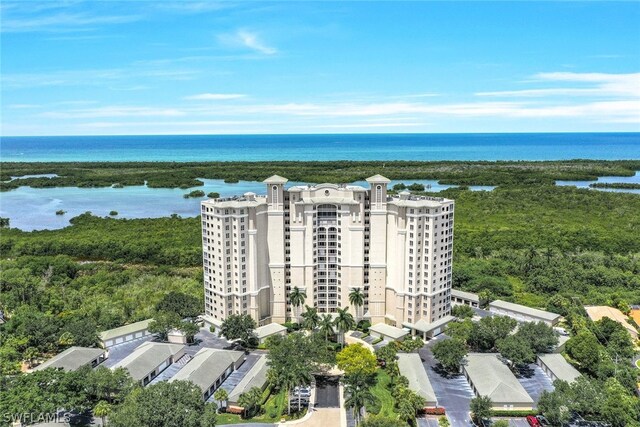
417, 416, 441, 427
515, 364, 554, 405
419, 336, 475, 427
315, 376, 340, 408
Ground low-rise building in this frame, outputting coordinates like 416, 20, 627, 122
488, 300, 561, 326
585, 306, 638, 340
397, 353, 437, 406
537, 353, 581, 384
112, 342, 185, 386
451, 289, 480, 308
369, 323, 409, 342
33, 347, 107, 372
403, 315, 455, 339
463, 353, 534, 410
254, 323, 287, 344
228, 355, 269, 404
99, 319, 153, 348
170, 348, 245, 400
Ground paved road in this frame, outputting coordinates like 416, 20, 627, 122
515, 364, 554, 405
419, 336, 475, 427
417, 416, 440, 427
315, 376, 340, 408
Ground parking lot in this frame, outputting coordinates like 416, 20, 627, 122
515, 364, 554, 404
419, 336, 475, 427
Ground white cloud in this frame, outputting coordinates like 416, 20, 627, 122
40, 106, 187, 119
1, 12, 141, 33
219, 30, 277, 55
184, 93, 246, 100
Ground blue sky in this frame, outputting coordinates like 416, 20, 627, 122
1, 1, 639, 136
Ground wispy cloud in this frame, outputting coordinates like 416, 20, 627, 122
1, 12, 141, 33
479, 72, 640, 98
219, 29, 277, 55
2, 67, 198, 89
184, 93, 246, 100
41, 106, 187, 119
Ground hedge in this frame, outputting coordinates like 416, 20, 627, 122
491, 409, 539, 417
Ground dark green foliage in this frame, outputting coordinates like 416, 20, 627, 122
109, 210, 118, 216
431, 338, 468, 372
451, 304, 474, 319
513, 321, 558, 354
496, 335, 535, 367
0, 365, 134, 420
109, 381, 215, 427
220, 314, 258, 347
470, 395, 493, 422
1, 213, 202, 266
590, 182, 640, 189
183, 190, 205, 198
2, 160, 640, 191
407, 183, 425, 191
207, 192, 220, 198
156, 291, 201, 319
467, 316, 517, 352
0, 217, 9, 228
359, 415, 406, 427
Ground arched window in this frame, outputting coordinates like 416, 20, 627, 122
376, 185, 382, 204
272, 185, 278, 204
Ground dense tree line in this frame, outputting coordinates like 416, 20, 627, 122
2, 160, 639, 191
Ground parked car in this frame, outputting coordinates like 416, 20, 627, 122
527, 415, 542, 427
536, 415, 550, 426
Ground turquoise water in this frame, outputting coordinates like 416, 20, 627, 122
2, 133, 638, 230
2, 133, 639, 162
556, 171, 640, 194
0, 179, 494, 231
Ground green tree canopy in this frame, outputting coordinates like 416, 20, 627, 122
109, 381, 208, 427
431, 338, 468, 372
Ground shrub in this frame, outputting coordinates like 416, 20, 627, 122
209, 325, 216, 333
424, 407, 446, 415
366, 396, 382, 415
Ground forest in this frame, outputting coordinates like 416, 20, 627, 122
1, 184, 638, 371
2, 159, 640, 190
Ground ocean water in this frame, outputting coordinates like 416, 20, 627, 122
2, 133, 639, 162
1, 133, 639, 231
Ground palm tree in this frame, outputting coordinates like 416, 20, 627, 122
348, 288, 365, 322
334, 307, 356, 348
93, 401, 111, 426
300, 305, 320, 331
344, 384, 375, 425
214, 388, 228, 411
238, 386, 263, 418
288, 287, 306, 323
318, 314, 335, 342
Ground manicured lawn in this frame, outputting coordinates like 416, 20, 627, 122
366, 369, 398, 418
216, 388, 306, 425
635, 359, 640, 369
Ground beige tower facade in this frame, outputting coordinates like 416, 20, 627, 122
201, 174, 454, 332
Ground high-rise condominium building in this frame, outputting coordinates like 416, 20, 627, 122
201, 174, 454, 335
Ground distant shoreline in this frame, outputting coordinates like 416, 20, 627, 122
2, 132, 638, 162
